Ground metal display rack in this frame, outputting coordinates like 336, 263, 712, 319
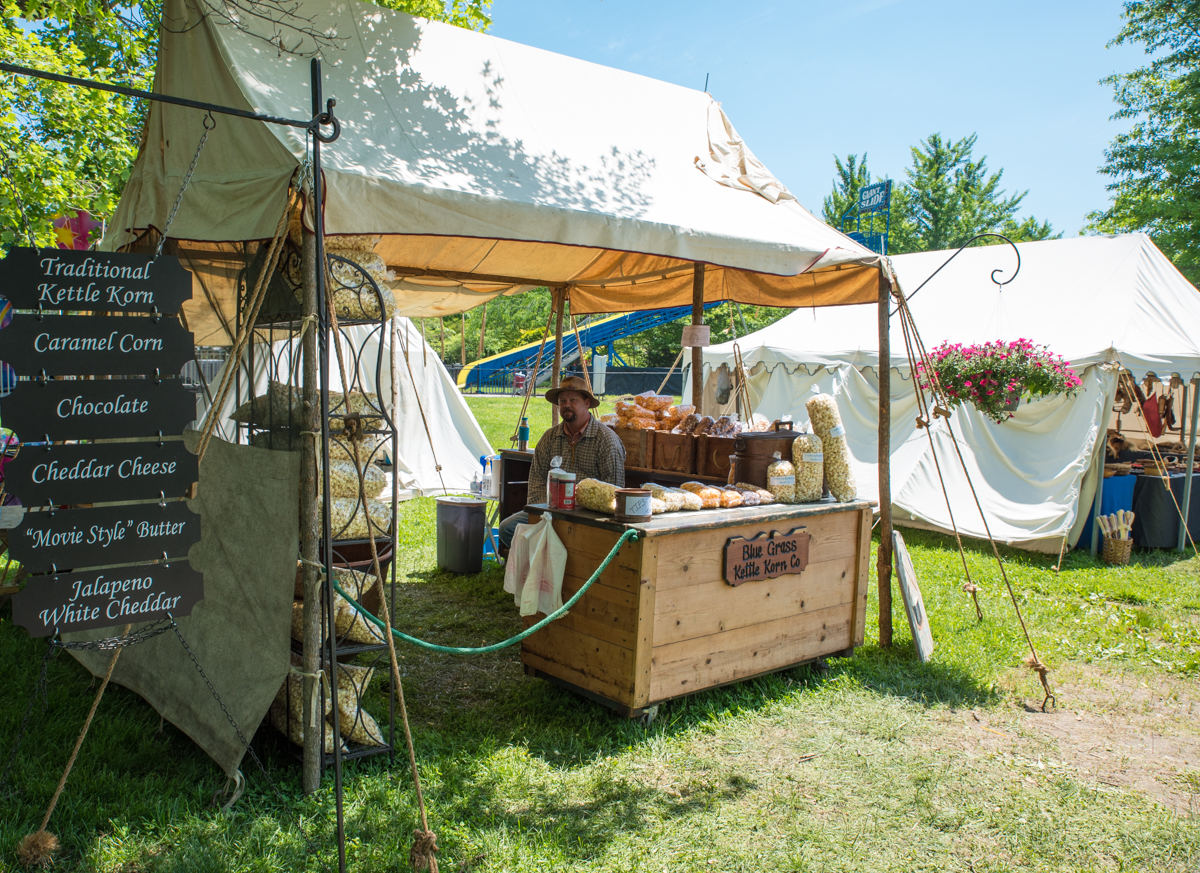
233, 234, 401, 766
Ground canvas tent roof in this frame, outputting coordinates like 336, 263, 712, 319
198, 318, 493, 494
694, 234, 1200, 551
703, 234, 1200, 381
104, 0, 885, 346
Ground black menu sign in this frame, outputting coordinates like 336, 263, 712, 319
0, 247, 193, 313
2, 313, 193, 377
4, 439, 199, 505
12, 562, 206, 637
9, 502, 201, 574
2, 378, 196, 441
5, 250, 205, 636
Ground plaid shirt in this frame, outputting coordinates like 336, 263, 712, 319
528, 414, 626, 505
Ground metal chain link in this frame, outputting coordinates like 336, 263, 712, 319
0, 145, 39, 248
169, 619, 284, 800
0, 640, 62, 797
53, 620, 174, 651
154, 110, 216, 259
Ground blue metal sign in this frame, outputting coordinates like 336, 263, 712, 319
857, 180, 892, 214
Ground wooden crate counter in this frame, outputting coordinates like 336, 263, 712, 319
520, 499, 871, 718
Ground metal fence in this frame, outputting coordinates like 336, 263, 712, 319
457, 365, 683, 397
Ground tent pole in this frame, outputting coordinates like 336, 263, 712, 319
478, 302, 488, 360
877, 271, 893, 648
1090, 428, 1106, 555
691, 263, 705, 410
460, 313, 466, 367
440, 317, 445, 361
1180, 378, 1200, 551
551, 287, 565, 428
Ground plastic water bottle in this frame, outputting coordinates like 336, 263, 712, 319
480, 458, 494, 500
470, 470, 480, 495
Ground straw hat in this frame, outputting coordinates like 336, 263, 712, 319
544, 375, 600, 409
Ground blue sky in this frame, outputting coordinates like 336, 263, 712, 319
490, 1, 1144, 237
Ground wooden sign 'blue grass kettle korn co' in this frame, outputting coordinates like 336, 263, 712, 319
0, 247, 205, 636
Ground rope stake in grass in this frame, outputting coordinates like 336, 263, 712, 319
17, 623, 131, 868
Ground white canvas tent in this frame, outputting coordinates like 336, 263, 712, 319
198, 318, 493, 494
102, 0, 887, 347
693, 234, 1200, 551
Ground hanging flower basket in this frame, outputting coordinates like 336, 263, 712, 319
916, 339, 1083, 424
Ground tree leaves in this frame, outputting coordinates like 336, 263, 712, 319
1086, 0, 1200, 282
822, 136, 1058, 256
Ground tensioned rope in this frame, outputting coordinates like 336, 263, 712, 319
195, 186, 294, 462
392, 313, 448, 495
510, 304, 557, 445
894, 297, 984, 621
893, 285, 1055, 709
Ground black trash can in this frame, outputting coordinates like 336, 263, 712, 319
436, 496, 486, 575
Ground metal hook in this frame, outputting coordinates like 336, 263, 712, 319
160, 490, 167, 508
47, 499, 56, 516
44, 434, 51, 451
157, 430, 164, 447
202, 110, 216, 131
36, 302, 44, 321
151, 305, 161, 324
39, 368, 48, 385
154, 367, 161, 383
162, 551, 170, 568
51, 563, 56, 574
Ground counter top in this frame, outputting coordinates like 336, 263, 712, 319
525, 498, 872, 538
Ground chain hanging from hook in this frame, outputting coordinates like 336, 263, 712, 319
154, 110, 216, 260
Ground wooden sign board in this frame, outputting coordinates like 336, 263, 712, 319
1, 377, 196, 441
4, 439, 198, 505
0, 247, 193, 313
893, 530, 934, 662
1, 313, 193, 378
723, 526, 810, 586
8, 501, 201, 574
12, 561, 205, 637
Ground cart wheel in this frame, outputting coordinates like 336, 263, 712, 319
638, 705, 660, 726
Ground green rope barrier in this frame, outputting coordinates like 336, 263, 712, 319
327, 528, 640, 655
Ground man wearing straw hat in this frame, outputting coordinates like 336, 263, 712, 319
497, 375, 626, 552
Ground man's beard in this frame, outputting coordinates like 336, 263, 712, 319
561, 408, 577, 422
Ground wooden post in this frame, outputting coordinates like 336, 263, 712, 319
1181, 378, 1200, 551
691, 263, 705, 410
299, 229, 322, 792
1090, 428, 1106, 556
550, 288, 565, 428
460, 313, 466, 366
877, 271, 893, 648
439, 317, 445, 360
477, 302, 488, 360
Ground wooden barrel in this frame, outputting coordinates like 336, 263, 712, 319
732, 421, 797, 488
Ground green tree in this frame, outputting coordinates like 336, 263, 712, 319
1086, 0, 1200, 282
1, 0, 492, 249
822, 135, 1058, 256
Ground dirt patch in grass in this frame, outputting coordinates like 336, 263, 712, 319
923, 664, 1200, 816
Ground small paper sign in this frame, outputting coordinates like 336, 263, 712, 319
723, 526, 810, 586
12, 560, 205, 637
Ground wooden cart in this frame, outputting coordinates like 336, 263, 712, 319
521, 499, 871, 718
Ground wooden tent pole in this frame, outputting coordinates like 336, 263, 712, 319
478, 302, 488, 359
439, 317, 445, 360
877, 270, 893, 647
299, 228, 323, 792
551, 287, 565, 428
691, 263, 705, 410
460, 313, 466, 366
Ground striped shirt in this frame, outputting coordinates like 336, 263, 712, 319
527, 414, 626, 504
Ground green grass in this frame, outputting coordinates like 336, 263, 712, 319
2, 494, 1199, 870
